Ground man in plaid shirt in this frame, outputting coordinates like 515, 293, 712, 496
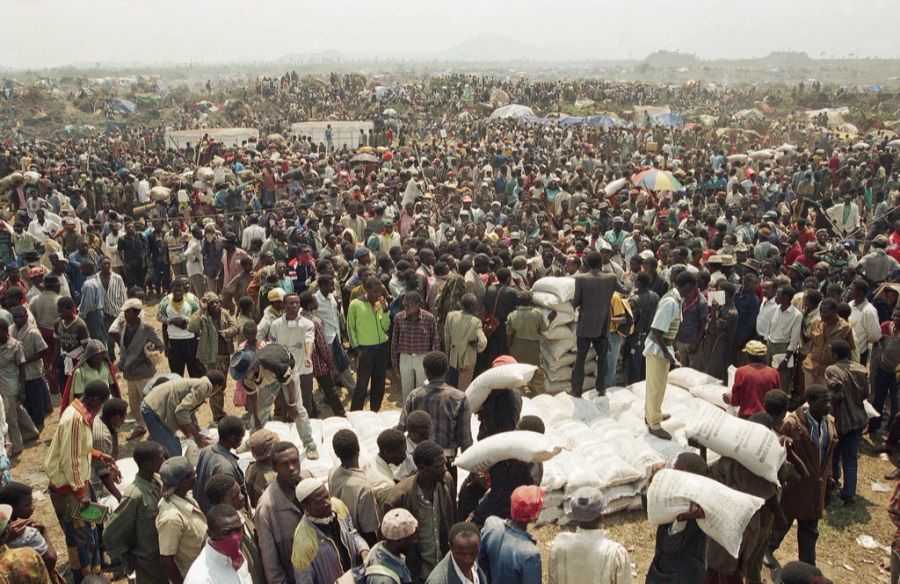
398, 351, 472, 483
391, 291, 441, 402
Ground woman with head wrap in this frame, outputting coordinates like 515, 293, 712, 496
59, 339, 120, 414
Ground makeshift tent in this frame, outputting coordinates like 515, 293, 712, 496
489, 104, 538, 122
555, 115, 630, 130
733, 109, 763, 122
134, 93, 161, 108
585, 115, 632, 129
165, 128, 260, 150
650, 112, 683, 129
633, 106, 670, 127
687, 114, 718, 127
489, 88, 511, 107
804, 107, 850, 128
112, 98, 136, 115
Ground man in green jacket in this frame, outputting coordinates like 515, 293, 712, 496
103, 441, 167, 584
347, 278, 390, 412
188, 292, 239, 422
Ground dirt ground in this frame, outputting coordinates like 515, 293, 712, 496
11, 304, 897, 583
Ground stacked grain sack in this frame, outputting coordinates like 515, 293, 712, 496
531, 276, 596, 394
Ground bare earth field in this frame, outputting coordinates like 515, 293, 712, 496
12, 302, 896, 583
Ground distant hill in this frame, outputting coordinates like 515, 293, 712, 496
761, 51, 812, 64
439, 34, 544, 61
643, 51, 699, 66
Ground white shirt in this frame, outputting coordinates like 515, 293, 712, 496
241, 224, 267, 251
137, 179, 151, 204
548, 528, 631, 584
849, 299, 882, 352
765, 304, 803, 351
27, 218, 59, 244
644, 290, 682, 359
452, 554, 481, 584
756, 297, 778, 341
268, 315, 315, 375
103, 233, 122, 267
183, 542, 252, 584
185, 238, 204, 277
313, 290, 341, 344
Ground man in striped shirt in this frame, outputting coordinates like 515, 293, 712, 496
45, 380, 118, 583
11, 222, 39, 265
98, 256, 126, 357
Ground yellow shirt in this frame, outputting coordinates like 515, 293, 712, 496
45, 400, 97, 495
609, 292, 635, 337
156, 493, 208, 577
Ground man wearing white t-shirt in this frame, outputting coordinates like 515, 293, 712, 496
268, 293, 317, 417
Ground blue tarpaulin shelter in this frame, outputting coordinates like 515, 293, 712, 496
554, 115, 632, 129
113, 98, 136, 115
650, 112, 683, 129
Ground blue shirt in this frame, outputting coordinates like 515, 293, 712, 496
364, 541, 413, 584
806, 409, 830, 465
78, 275, 106, 314
478, 516, 541, 584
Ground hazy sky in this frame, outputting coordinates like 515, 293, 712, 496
2, 0, 898, 69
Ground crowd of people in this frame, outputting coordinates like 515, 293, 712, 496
0, 72, 899, 584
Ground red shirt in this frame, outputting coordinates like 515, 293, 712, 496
731, 363, 781, 417
784, 242, 803, 266
889, 231, 900, 263
798, 227, 816, 247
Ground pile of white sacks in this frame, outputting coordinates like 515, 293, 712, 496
115, 410, 413, 497
531, 277, 596, 394
115, 367, 782, 538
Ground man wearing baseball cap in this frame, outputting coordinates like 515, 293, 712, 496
362, 509, 418, 584
477, 485, 543, 583
724, 340, 781, 418
548, 487, 631, 584
156, 456, 207, 584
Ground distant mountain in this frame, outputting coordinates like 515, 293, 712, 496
644, 50, 699, 66
761, 51, 812, 63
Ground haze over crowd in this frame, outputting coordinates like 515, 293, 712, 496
2, 0, 900, 69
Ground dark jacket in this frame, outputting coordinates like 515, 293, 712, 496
572, 270, 624, 338
646, 520, 707, 584
824, 359, 869, 434
117, 322, 164, 380
780, 406, 838, 521
382, 474, 457, 583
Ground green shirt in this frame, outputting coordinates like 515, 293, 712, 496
346, 298, 390, 347
103, 476, 163, 572
506, 307, 547, 342
70, 362, 112, 397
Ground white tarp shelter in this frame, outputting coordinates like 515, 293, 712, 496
489, 104, 537, 121
291, 120, 375, 149
805, 107, 851, 128
165, 128, 259, 150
